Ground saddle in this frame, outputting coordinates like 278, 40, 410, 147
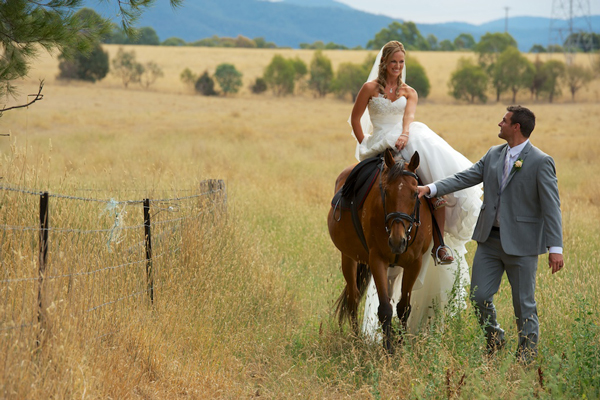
331, 155, 383, 251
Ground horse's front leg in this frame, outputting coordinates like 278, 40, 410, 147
396, 258, 422, 343
370, 255, 394, 353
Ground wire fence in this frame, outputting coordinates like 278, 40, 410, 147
0, 180, 226, 339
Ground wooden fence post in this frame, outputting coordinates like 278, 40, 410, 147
143, 199, 154, 304
37, 192, 49, 338
201, 179, 227, 215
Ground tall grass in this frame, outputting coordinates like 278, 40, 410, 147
1, 47, 599, 398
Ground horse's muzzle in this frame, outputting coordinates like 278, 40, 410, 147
389, 236, 408, 254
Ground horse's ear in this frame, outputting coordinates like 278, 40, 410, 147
384, 148, 396, 169
408, 151, 420, 172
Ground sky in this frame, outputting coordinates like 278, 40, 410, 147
335, 0, 600, 25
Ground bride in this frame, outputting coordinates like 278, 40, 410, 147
349, 41, 483, 337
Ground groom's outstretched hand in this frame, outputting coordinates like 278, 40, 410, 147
417, 186, 430, 199
549, 253, 564, 274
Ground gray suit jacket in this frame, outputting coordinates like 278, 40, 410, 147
435, 141, 563, 256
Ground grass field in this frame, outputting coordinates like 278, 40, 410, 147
1, 45, 599, 398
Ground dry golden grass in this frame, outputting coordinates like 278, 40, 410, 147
1, 46, 599, 398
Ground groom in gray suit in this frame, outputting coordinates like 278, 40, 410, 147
418, 105, 564, 362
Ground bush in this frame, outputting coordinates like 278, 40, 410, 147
180, 68, 198, 90
195, 71, 217, 96
140, 61, 164, 89
58, 43, 109, 83
308, 50, 333, 97
263, 55, 296, 96
111, 48, 143, 88
162, 37, 186, 46
406, 58, 430, 98
332, 62, 368, 101
214, 63, 243, 95
448, 58, 488, 103
251, 77, 267, 94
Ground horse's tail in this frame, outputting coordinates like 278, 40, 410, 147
334, 263, 372, 326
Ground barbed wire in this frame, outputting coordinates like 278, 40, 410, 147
0, 184, 223, 205
0, 253, 167, 284
87, 283, 162, 313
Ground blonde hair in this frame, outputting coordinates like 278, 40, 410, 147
377, 41, 405, 97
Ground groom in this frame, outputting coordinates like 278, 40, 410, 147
418, 105, 564, 362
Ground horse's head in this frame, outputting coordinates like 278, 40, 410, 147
380, 149, 421, 254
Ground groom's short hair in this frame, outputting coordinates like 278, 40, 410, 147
507, 105, 535, 137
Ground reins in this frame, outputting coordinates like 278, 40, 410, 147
378, 163, 421, 253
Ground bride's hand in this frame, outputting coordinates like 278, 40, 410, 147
395, 134, 408, 150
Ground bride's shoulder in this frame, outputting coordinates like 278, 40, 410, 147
400, 83, 418, 98
363, 80, 379, 92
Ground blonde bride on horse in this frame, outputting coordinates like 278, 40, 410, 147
332, 40, 483, 341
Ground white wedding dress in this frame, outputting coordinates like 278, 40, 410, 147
357, 94, 483, 339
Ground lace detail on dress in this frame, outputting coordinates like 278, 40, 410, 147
368, 95, 407, 116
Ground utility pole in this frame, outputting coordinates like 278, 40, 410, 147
549, 0, 594, 64
504, 7, 510, 33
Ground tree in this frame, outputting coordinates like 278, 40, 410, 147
111, 48, 143, 88
474, 32, 518, 69
539, 60, 566, 103
214, 63, 243, 95
529, 44, 547, 53
195, 71, 217, 96
564, 64, 594, 101
0, 0, 181, 114
491, 46, 534, 103
367, 21, 429, 50
253, 37, 277, 49
140, 61, 164, 89
406, 58, 430, 98
426, 34, 439, 51
332, 62, 369, 101
563, 32, 600, 53
454, 33, 476, 50
263, 55, 296, 96
529, 56, 547, 100
251, 77, 268, 94
180, 68, 198, 90
57, 8, 109, 83
105, 26, 160, 45
308, 51, 334, 97
439, 40, 456, 51
58, 43, 109, 83
163, 37, 187, 46
448, 58, 489, 103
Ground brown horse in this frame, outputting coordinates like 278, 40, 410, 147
328, 149, 432, 352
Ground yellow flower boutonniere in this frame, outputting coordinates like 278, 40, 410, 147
514, 159, 523, 170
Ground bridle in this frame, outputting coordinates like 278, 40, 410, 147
378, 164, 421, 251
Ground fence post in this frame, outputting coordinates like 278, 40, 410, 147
37, 192, 49, 338
143, 199, 154, 305
201, 179, 227, 215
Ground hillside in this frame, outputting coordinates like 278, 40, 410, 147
85, 0, 600, 51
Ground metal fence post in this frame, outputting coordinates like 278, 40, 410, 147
143, 199, 154, 304
37, 192, 49, 340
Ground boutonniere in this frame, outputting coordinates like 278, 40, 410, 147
514, 158, 523, 170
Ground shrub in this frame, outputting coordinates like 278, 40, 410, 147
58, 43, 109, 83
448, 58, 488, 103
263, 55, 296, 96
111, 47, 143, 88
406, 58, 430, 98
308, 50, 333, 97
195, 71, 217, 96
214, 63, 243, 95
251, 77, 267, 94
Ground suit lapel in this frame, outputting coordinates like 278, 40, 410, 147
504, 141, 532, 189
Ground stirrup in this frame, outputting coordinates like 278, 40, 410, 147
433, 196, 447, 210
433, 245, 454, 265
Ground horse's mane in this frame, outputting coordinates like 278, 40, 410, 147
386, 153, 407, 182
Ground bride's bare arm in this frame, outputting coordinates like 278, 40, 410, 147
351, 82, 377, 144
402, 86, 418, 135
395, 86, 418, 150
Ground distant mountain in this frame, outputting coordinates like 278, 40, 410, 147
85, 0, 600, 51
